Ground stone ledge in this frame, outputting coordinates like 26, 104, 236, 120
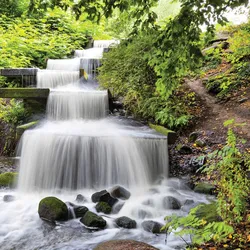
0, 88, 50, 99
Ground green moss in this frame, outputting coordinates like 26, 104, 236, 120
0, 172, 18, 187
194, 182, 216, 195
149, 123, 172, 136
0, 88, 49, 99
96, 201, 112, 214
80, 211, 106, 229
38, 196, 68, 221
195, 202, 221, 223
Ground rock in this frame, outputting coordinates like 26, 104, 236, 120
80, 211, 106, 229
95, 201, 112, 214
110, 185, 131, 200
74, 205, 88, 218
184, 156, 206, 173
75, 194, 87, 203
112, 201, 125, 214
38, 197, 68, 222
195, 139, 206, 148
91, 190, 118, 207
0, 172, 18, 188
184, 199, 194, 206
195, 202, 222, 222
163, 196, 181, 210
238, 97, 248, 104
194, 183, 216, 195
115, 216, 136, 229
142, 220, 165, 234
189, 132, 200, 142
3, 195, 15, 202
94, 240, 158, 250
178, 145, 192, 155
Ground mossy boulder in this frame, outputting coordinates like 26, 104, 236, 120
195, 202, 222, 223
80, 211, 106, 229
194, 183, 216, 195
96, 201, 112, 214
94, 240, 158, 250
0, 172, 17, 188
115, 216, 137, 229
91, 190, 118, 207
38, 196, 68, 222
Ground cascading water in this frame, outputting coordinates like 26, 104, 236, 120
0, 40, 209, 250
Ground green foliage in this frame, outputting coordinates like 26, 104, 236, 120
163, 203, 234, 246
0, 0, 29, 17
202, 120, 250, 224
0, 172, 18, 187
0, 99, 29, 126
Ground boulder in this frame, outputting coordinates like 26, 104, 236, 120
178, 145, 192, 155
38, 196, 68, 222
115, 216, 136, 229
141, 220, 165, 234
94, 240, 158, 250
80, 211, 106, 229
163, 196, 181, 210
75, 194, 87, 203
91, 190, 118, 207
195, 139, 206, 148
188, 132, 200, 142
194, 183, 216, 195
3, 195, 15, 202
95, 201, 112, 214
66, 202, 89, 218
110, 185, 131, 200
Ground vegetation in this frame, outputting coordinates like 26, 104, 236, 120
163, 121, 250, 248
0, 172, 18, 187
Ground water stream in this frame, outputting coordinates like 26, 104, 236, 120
0, 41, 209, 250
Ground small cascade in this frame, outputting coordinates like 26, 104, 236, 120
37, 70, 80, 88
74, 48, 104, 58
46, 58, 80, 71
80, 58, 101, 79
47, 89, 108, 120
93, 40, 120, 48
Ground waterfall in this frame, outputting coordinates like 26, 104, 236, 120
74, 48, 104, 58
18, 40, 168, 192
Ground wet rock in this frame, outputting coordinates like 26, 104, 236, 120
95, 201, 112, 214
184, 156, 206, 173
112, 201, 125, 214
73, 205, 88, 218
142, 220, 165, 234
110, 185, 131, 200
189, 132, 200, 142
38, 196, 68, 222
94, 240, 158, 250
3, 195, 15, 202
184, 199, 194, 206
75, 194, 87, 203
178, 145, 192, 155
80, 211, 106, 229
115, 216, 136, 229
195, 139, 206, 148
194, 183, 216, 195
163, 196, 181, 210
91, 190, 118, 207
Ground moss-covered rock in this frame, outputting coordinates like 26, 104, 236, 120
194, 183, 216, 195
95, 201, 112, 214
115, 216, 137, 229
0, 172, 17, 187
38, 196, 68, 222
80, 211, 106, 229
195, 202, 222, 223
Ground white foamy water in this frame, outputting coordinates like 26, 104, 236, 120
47, 89, 108, 120
93, 40, 120, 48
47, 59, 80, 71
80, 58, 101, 79
74, 48, 104, 58
0, 41, 209, 250
37, 70, 80, 88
